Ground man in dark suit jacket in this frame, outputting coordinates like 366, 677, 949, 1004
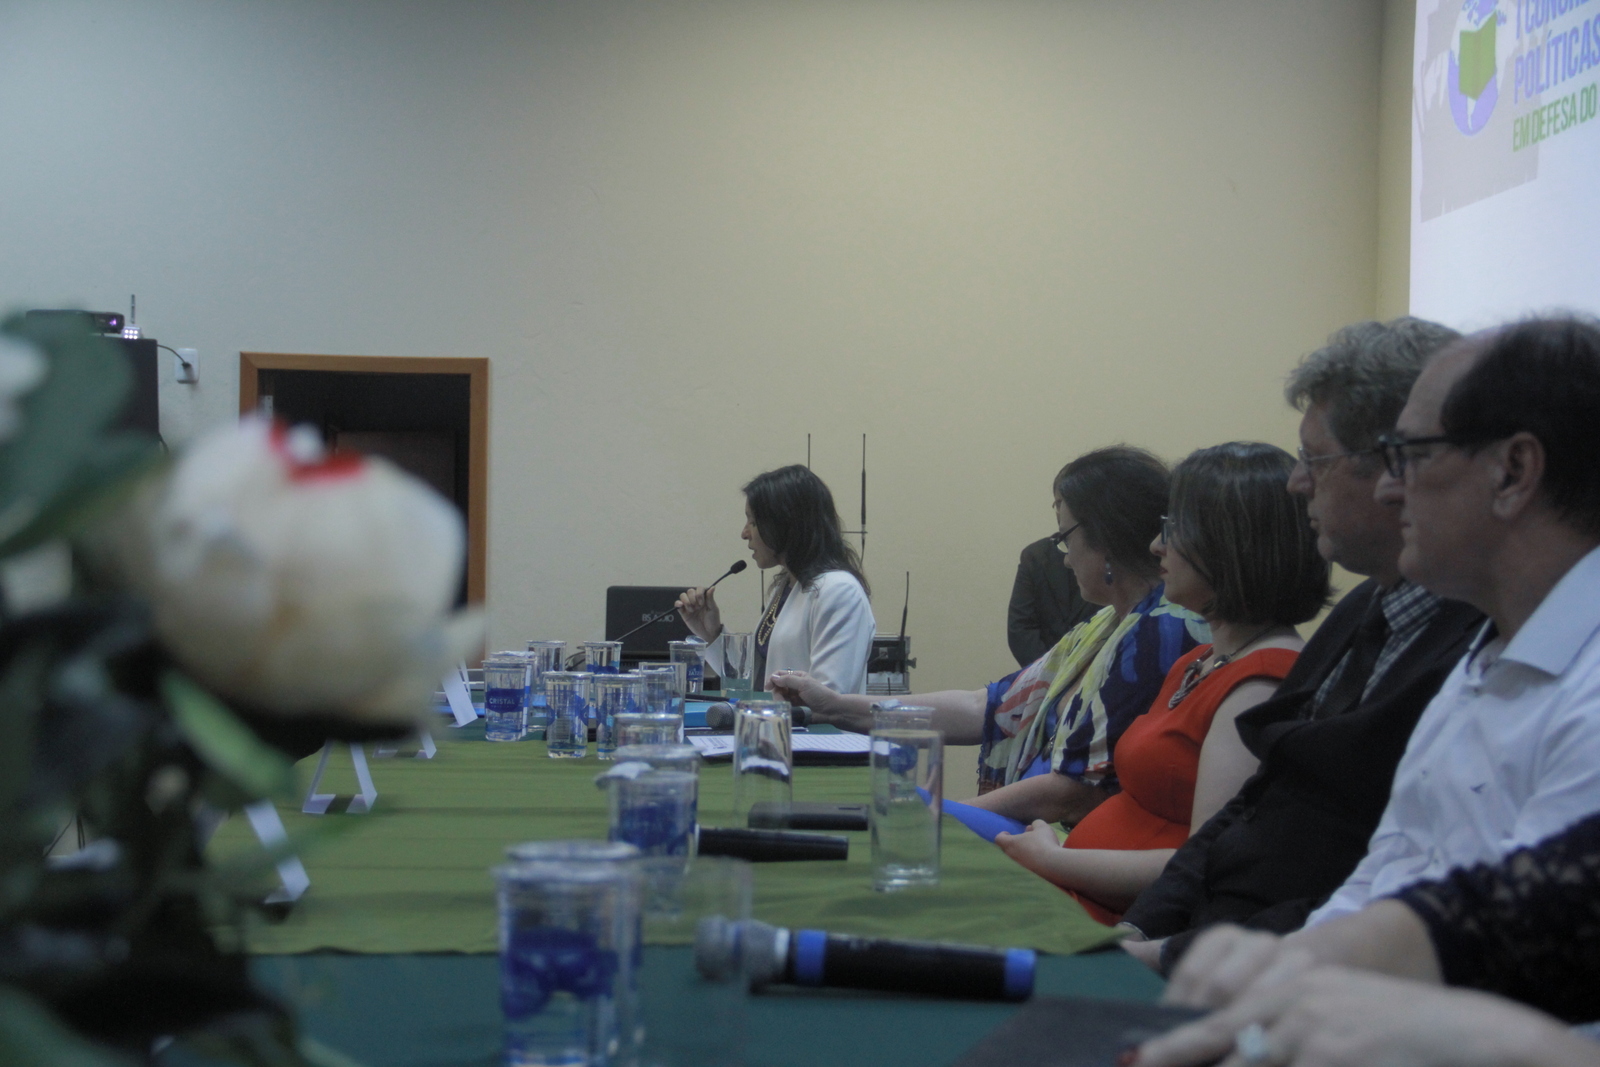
1119, 317, 1480, 974
1007, 533, 1098, 667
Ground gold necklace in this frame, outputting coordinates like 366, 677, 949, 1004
756, 577, 790, 647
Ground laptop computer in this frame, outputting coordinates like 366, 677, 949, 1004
605, 585, 694, 662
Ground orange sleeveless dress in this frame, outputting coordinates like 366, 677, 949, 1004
1064, 644, 1298, 925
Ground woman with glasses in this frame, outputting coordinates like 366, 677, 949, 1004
773, 446, 1208, 825
993, 442, 1330, 923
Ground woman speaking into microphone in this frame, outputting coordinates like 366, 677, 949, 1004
676, 465, 875, 695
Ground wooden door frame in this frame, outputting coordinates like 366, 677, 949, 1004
239, 352, 488, 605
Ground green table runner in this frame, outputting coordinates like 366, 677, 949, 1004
211, 723, 1120, 956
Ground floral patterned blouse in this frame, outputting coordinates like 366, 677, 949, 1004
978, 586, 1207, 794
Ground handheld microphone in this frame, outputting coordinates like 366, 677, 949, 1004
704, 701, 810, 731
611, 560, 750, 645
695, 917, 1035, 1001
695, 828, 848, 862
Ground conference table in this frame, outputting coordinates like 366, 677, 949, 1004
212, 717, 1166, 1066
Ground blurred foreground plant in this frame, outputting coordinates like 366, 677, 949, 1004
0, 312, 480, 1065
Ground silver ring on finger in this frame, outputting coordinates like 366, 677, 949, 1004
1234, 1022, 1272, 1066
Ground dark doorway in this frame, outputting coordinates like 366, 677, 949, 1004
240, 353, 488, 606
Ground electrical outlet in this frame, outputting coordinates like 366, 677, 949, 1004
175, 347, 199, 384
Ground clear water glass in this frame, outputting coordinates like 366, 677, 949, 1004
484, 653, 532, 742
719, 632, 754, 692
614, 713, 682, 748
591, 673, 644, 760
639, 665, 686, 718
668, 640, 706, 695
495, 841, 642, 1066
583, 641, 623, 676
610, 744, 701, 776
605, 769, 698, 859
545, 672, 592, 759
731, 699, 792, 823
527, 640, 568, 739
870, 713, 943, 891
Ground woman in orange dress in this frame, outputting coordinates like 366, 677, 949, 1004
996, 442, 1330, 924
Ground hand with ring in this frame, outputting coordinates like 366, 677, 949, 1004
1132, 966, 1597, 1067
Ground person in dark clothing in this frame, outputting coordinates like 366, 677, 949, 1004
1006, 465, 1101, 667
1119, 317, 1478, 974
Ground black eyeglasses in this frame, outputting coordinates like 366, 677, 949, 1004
1376, 432, 1460, 479
1054, 521, 1082, 547
1159, 515, 1175, 545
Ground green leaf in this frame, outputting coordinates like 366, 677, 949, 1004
0, 986, 135, 1067
162, 673, 295, 801
0, 313, 141, 543
0, 437, 166, 558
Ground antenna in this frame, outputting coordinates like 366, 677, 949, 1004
806, 434, 811, 469
860, 433, 867, 528
898, 571, 909, 640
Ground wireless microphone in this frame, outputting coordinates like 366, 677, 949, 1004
608, 560, 751, 646
696, 828, 848, 862
704, 701, 810, 731
695, 917, 1035, 1001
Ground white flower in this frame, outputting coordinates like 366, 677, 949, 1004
0, 333, 47, 443
100, 417, 482, 725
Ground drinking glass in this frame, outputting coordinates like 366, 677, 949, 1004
668, 641, 706, 695
583, 641, 623, 675
610, 744, 701, 776
731, 699, 793, 823
527, 640, 567, 740
591, 673, 644, 760
495, 841, 642, 1066
614, 713, 682, 748
870, 706, 942, 890
605, 769, 698, 859
545, 671, 592, 759
484, 653, 532, 742
719, 632, 754, 693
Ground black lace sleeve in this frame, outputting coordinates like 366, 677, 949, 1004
1393, 810, 1600, 1023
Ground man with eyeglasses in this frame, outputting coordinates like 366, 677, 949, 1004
1120, 317, 1483, 973
1288, 314, 1600, 929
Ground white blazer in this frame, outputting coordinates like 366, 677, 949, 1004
704, 570, 875, 694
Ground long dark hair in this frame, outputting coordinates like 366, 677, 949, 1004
1167, 442, 1330, 626
743, 465, 870, 595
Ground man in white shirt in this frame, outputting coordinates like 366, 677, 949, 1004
1304, 315, 1600, 925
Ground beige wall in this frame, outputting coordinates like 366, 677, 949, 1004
2, 1, 1390, 736
1378, 0, 1417, 318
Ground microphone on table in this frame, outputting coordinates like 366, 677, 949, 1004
704, 702, 811, 730
694, 917, 1036, 1001
695, 827, 848, 862
611, 560, 749, 645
